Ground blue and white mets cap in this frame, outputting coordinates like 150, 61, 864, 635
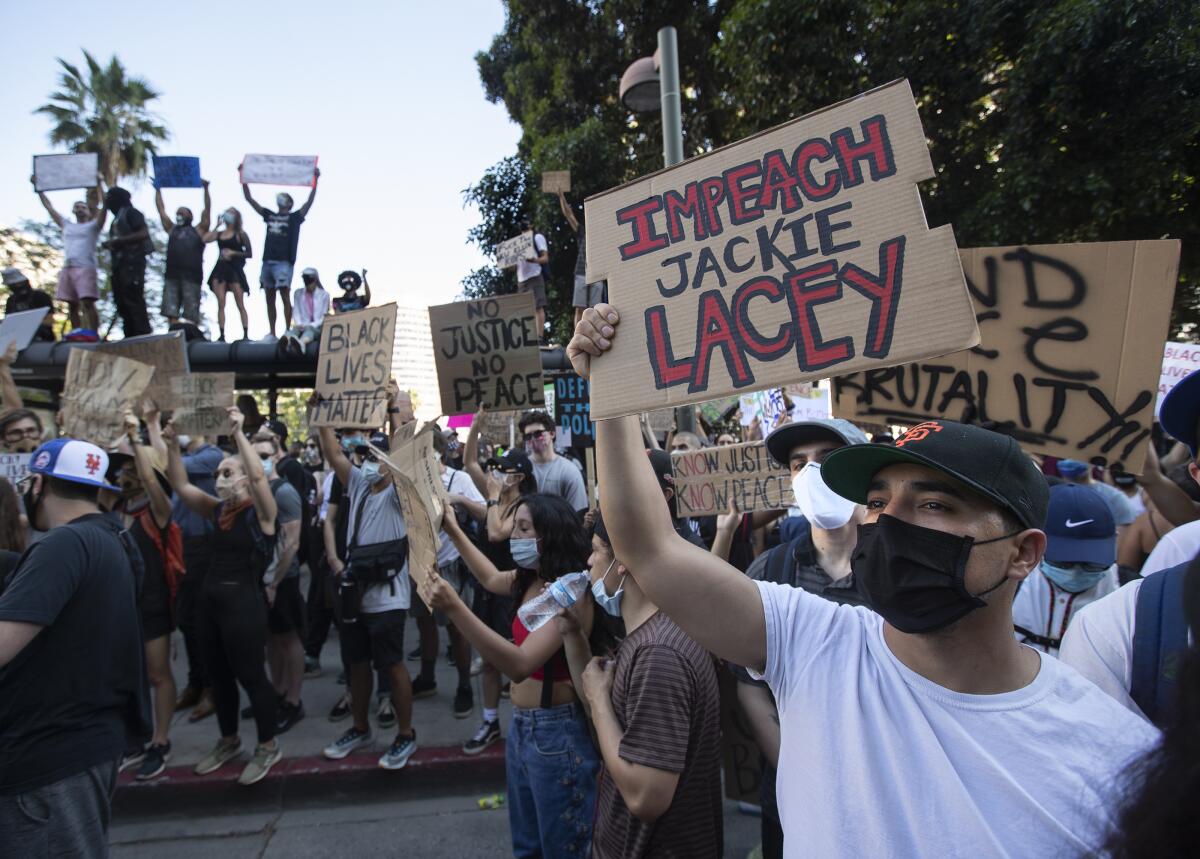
27, 438, 119, 491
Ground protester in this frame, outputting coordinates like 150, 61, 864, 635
515, 218, 550, 344
332, 269, 371, 313
430, 493, 602, 859
0, 409, 45, 455
164, 407, 282, 785
281, 267, 329, 356
1117, 497, 1175, 578
519, 410, 586, 513
154, 180, 211, 327
1110, 468, 1147, 517
0, 439, 149, 854
1011, 484, 1119, 656
0, 477, 25, 555
568, 305, 1159, 856
32, 176, 105, 333
555, 191, 606, 328
102, 186, 153, 338
242, 171, 320, 339
715, 431, 737, 447
557, 509, 722, 858
1055, 458, 1137, 534
203, 207, 252, 342
646, 449, 709, 550
236, 394, 266, 437
2, 267, 55, 341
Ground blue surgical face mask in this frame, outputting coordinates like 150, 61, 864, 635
360, 461, 384, 484
1041, 560, 1109, 593
510, 536, 540, 569
342, 434, 365, 451
591, 558, 625, 617
262, 458, 275, 478
1056, 459, 1090, 479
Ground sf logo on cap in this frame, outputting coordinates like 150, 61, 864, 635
895, 421, 943, 448
85, 453, 101, 475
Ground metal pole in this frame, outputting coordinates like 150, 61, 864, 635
658, 26, 695, 435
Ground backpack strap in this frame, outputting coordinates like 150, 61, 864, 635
1013, 625, 1060, 651
765, 534, 805, 586
1131, 563, 1190, 726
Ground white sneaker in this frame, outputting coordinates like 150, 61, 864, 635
470, 656, 484, 677
261, 334, 278, 343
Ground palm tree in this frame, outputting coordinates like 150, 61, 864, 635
35, 50, 169, 187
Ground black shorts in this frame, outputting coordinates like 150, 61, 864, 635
142, 608, 173, 642
471, 587, 515, 640
339, 608, 408, 669
267, 576, 307, 636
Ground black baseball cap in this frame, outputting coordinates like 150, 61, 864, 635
647, 448, 675, 489
1159, 368, 1200, 456
487, 449, 533, 478
265, 419, 288, 444
1042, 484, 1116, 565
368, 431, 389, 454
821, 420, 1049, 530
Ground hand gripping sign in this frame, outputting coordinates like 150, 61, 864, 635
583, 79, 978, 420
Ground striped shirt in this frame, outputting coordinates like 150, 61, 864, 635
592, 612, 723, 859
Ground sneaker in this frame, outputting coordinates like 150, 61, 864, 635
119, 747, 146, 773
261, 334, 278, 344
238, 741, 282, 786
194, 737, 243, 775
303, 656, 322, 678
412, 675, 437, 699
500, 682, 511, 700
378, 730, 417, 771
453, 685, 474, 719
276, 700, 306, 734
377, 698, 397, 729
470, 656, 483, 677
462, 719, 501, 756
329, 693, 352, 723
174, 686, 201, 712
324, 726, 373, 760
407, 646, 422, 662
136, 742, 170, 781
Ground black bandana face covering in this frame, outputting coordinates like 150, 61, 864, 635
852, 514, 1018, 634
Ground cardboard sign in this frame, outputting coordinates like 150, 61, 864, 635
542, 171, 571, 194
61, 350, 153, 448
789, 382, 832, 421
584, 79, 978, 420
33, 153, 98, 192
671, 440, 793, 516
152, 156, 202, 189
312, 303, 397, 428
0, 308, 50, 355
0, 453, 31, 483
240, 154, 318, 187
553, 373, 593, 447
429, 294, 544, 415
647, 409, 675, 433
169, 373, 236, 436
373, 427, 446, 608
833, 240, 1181, 472
495, 232, 535, 270
718, 669, 764, 804
1159, 342, 1200, 415
96, 332, 190, 413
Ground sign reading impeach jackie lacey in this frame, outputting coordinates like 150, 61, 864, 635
313, 304, 397, 428
429, 294, 544, 415
833, 240, 1180, 472
671, 441, 792, 517
583, 79, 978, 420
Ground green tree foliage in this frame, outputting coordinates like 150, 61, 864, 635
467, 0, 1200, 337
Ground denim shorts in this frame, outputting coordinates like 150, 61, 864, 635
260, 260, 294, 291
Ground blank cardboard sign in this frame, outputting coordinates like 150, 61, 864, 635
832, 240, 1180, 472
583, 79, 977, 421
542, 171, 571, 193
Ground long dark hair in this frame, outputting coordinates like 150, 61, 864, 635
0, 477, 25, 553
1105, 560, 1200, 856
511, 493, 588, 603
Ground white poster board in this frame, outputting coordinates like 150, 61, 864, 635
33, 153, 98, 192
0, 453, 30, 483
0, 308, 50, 354
495, 232, 535, 270
239, 154, 318, 187
1159, 341, 1200, 415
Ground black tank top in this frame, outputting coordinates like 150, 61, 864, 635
166, 225, 204, 278
215, 233, 247, 269
207, 503, 269, 583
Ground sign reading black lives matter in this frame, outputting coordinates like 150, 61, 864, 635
553, 373, 593, 446
583, 79, 978, 420
429, 294, 545, 415
834, 241, 1180, 473
312, 304, 397, 428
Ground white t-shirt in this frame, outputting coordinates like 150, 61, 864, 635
438, 467, 484, 568
1059, 580, 1146, 719
516, 233, 548, 283
753, 580, 1159, 857
1011, 566, 1120, 655
61, 219, 101, 268
1140, 518, 1200, 575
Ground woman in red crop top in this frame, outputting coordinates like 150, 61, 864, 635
430, 492, 603, 859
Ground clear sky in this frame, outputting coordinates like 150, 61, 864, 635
0, 0, 519, 336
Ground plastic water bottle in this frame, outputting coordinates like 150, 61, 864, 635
517, 571, 591, 632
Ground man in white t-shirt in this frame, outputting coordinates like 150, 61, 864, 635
515, 217, 550, 344
567, 305, 1159, 858
33, 177, 106, 332
518, 409, 587, 513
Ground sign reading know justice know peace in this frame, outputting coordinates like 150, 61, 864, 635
583, 79, 978, 420
671, 440, 793, 517
312, 303, 397, 429
833, 240, 1181, 472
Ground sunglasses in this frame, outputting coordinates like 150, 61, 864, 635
4, 427, 40, 440
523, 430, 546, 442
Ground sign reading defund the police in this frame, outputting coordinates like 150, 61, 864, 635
833, 241, 1181, 472
671, 441, 792, 517
429, 294, 544, 415
583, 79, 978, 420
312, 303, 397, 428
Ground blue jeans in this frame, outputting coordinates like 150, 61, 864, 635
259, 260, 293, 291
506, 702, 600, 858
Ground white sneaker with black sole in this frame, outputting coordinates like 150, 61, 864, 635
378, 730, 417, 771
323, 726, 372, 760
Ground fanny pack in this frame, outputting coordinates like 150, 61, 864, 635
345, 490, 408, 586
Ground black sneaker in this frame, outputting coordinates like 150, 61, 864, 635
453, 685, 474, 719
119, 747, 146, 773
329, 693, 352, 723
500, 682, 511, 700
412, 675, 437, 700
407, 646, 423, 662
377, 698, 397, 729
276, 700, 306, 734
462, 719, 501, 755
136, 742, 170, 781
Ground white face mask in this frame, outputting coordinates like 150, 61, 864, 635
791, 462, 857, 530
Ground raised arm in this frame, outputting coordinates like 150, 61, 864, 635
297, 168, 320, 217
463, 407, 489, 496
125, 412, 172, 529
32, 176, 63, 228
154, 187, 172, 232
1136, 440, 1198, 526
361, 269, 371, 306
557, 191, 579, 232
230, 407, 277, 533
163, 420, 220, 519
441, 509, 515, 595
241, 180, 268, 217
0, 343, 23, 412
198, 180, 212, 232
570, 305, 766, 670
319, 424, 352, 487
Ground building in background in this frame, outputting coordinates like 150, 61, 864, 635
392, 305, 440, 422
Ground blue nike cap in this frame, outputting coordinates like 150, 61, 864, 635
1042, 483, 1115, 566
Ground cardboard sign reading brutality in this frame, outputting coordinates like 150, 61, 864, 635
62, 350, 154, 449
312, 303, 397, 428
152, 156, 202, 189
429, 294, 544, 415
96, 332, 190, 413
833, 240, 1181, 471
33, 153, 98, 192
170, 373, 236, 436
373, 427, 446, 608
671, 440, 792, 517
495, 232, 535, 270
542, 171, 571, 194
239, 154, 318, 187
552, 373, 593, 446
584, 79, 978, 420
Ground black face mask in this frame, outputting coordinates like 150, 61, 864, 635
23, 480, 44, 533
852, 514, 1018, 634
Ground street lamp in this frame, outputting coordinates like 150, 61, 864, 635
620, 26, 695, 433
